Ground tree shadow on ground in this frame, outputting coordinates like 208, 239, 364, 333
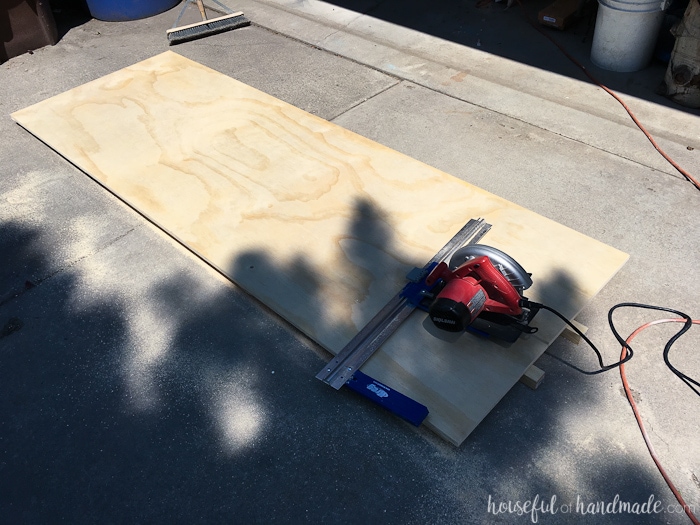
223, 197, 689, 523
0, 217, 435, 523
0, 206, 690, 523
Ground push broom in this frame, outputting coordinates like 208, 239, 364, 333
167, 0, 249, 45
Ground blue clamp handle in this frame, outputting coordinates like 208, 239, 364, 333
345, 370, 429, 427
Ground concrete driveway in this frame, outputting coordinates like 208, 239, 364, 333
1, 1, 698, 522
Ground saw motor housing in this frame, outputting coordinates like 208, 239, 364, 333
422, 245, 539, 342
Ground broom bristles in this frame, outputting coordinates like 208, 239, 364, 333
167, 12, 250, 45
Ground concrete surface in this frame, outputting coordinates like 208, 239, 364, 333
1, 0, 699, 523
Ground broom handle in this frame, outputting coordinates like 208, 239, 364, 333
208, 0, 235, 13
195, 0, 208, 20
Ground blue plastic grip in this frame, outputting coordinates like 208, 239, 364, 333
345, 370, 429, 426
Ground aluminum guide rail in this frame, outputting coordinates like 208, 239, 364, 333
316, 218, 491, 390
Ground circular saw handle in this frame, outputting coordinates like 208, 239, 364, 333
427, 256, 523, 315
461, 256, 523, 315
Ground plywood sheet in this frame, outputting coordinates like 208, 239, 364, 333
11, 51, 628, 445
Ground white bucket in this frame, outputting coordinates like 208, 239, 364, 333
591, 0, 667, 72
599, 0, 667, 11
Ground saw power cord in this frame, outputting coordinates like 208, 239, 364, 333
526, 300, 700, 523
529, 301, 700, 394
516, 1, 700, 191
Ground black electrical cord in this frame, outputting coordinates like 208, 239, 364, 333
611, 304, 699, 396
528, 302, 700, 524
525, 300, 700, 396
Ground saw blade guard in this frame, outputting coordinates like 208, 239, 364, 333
448, 244, 533, 292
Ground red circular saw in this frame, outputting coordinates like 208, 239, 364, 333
424, 245, 539, 342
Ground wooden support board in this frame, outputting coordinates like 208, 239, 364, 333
11, 52, 628, 445
520, 365, 545, 390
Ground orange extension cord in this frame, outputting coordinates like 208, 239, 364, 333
620, 319, 700, 525
520, 8, 700, 516
520, 5, 700, 191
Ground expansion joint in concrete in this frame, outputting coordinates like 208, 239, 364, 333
328, 79, 402, 121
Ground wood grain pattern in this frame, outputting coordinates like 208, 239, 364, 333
11, 51, 628, 445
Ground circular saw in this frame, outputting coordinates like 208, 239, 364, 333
423, 245, 540, 342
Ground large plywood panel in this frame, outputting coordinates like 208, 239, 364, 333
12, 52, 628, 445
